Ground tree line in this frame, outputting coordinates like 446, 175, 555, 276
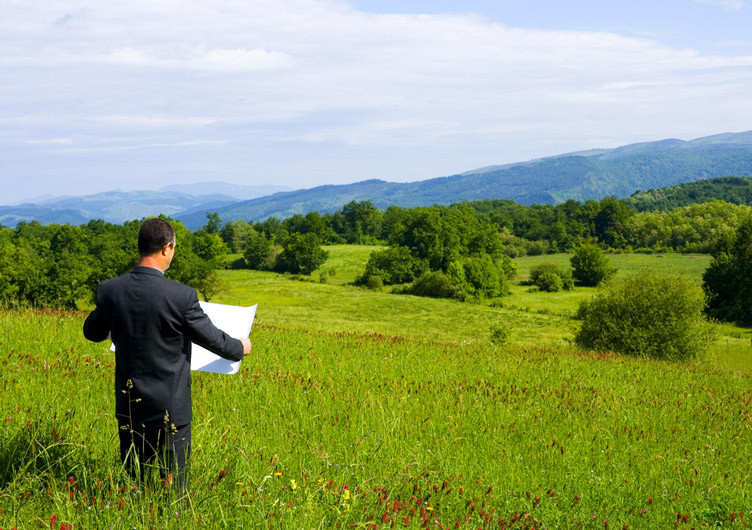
2, 195, 752, 327
0, 218, 228, 309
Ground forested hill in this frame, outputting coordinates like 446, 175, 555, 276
626, 176, 752, 211
180, 131, 752, 226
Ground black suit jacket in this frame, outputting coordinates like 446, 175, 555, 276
83, 266, 243, 426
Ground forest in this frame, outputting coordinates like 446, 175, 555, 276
2, 175, 752, 311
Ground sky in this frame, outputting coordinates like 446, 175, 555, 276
2, 0, 752, 204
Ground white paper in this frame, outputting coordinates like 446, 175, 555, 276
109, 301, 257, 375
191, 301, 256, 374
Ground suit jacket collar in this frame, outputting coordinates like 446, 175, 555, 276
132, 265, 165, 277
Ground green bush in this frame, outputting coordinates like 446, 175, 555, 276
575, 271, 716, 360
570, 243, 616, 287
447, 255, 509, 301
275, 233, 329, 275
490, 323, 511, 345
360, 245, 428, 285
537, 271, 563, 292
529, 263, 574, 292
365, 275, 384, 290
703, 215, 752, 325
243, 231, 274, 270
409, 271, 458, 299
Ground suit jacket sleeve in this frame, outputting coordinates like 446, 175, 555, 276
183, 291, 244, 362
83, 285, 112, 342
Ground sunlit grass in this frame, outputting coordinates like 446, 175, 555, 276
2, 250, 751, 528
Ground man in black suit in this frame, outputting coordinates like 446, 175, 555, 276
83, 218, 251, 490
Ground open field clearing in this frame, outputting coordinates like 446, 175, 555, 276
2, 251, 751, 528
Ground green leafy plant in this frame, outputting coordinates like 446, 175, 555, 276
576, 270, 716, 360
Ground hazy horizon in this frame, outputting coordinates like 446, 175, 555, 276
3, 0, 752, 204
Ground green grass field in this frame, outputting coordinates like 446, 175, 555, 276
1, 250, 751, 528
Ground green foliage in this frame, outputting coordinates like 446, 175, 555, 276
364, 274, 383, 290
408, 270, 458, 299
489, 322, 511, 345
570, 243, 616, 286
703, 215, 752, 324
593, 196, 631, 248
529, 263, 574, 292
359, 246, 427, 285
628, 176, 752, 211
220, 219, 258, 253
625, 200, 752, 253
275, 233, 329, 275
2, 257, 751, 527
537, 271, 563, 292
575, 271, 716, 360
452, 254, 509, 300
242, 231, 275, 270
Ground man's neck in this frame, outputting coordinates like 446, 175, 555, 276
137, 256, 166, 272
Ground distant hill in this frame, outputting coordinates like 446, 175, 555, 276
626, 176, 752, 212
5, 131, 752, 229
180, 131, 752, 226
159, 182, 291, 200
0, 184, 294, 228
0, 190, 238, 227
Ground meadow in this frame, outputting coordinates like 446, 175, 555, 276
1, 249, 751, 528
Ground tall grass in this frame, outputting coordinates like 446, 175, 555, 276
2, 252, 751, 528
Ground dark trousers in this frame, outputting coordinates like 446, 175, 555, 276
118, 421, 191, 492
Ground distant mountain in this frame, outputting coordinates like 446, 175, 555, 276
5, 131, 752, 229
626, 176, 752, 211
0, 183, 296, 228
0, 190, 238, 227
180, 131, 752, 226
159, 182, 291, 200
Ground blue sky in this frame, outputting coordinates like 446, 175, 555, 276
1, 0, 751, 204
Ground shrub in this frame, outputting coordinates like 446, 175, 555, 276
243, 232, 274, 270
703, 215, 752, 324
360, 246, 427, 285
365, 275, 384, 290
537, 271, 563, 292
575, 271, 716, 360
570, 243, 616, 287
275, 233, 329, 275
409, 271, 458, 299
490, 323, 511, 345
529, 263, 574, 292
448, 255, 509, 301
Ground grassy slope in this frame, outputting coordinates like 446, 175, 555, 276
2, 249, 752, 528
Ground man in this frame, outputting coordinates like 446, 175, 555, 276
83, 218, 251, 490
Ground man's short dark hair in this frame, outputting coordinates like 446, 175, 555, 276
138, 218, 176, 257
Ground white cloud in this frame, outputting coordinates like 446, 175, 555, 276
98, 46, 292, 72
691, 0, 745, 9
2, 0, 752, 198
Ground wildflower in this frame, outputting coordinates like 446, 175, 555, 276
50, 515, 58, 529
290, 479, 297, 490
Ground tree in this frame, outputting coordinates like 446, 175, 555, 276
703, 215, 752, 324
593, 196, 631, 248
275, 233, 328, 275
529, 263, 574, 292
576, 271, 715, 360
203, 212, 222, 235
243, 231, 274, 270
360, 246, 427, 285
570, 243, 616, 287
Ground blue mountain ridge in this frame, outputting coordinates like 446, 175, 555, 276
3, 131, 752, 229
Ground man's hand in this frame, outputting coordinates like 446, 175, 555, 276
239, 338, 252, 356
